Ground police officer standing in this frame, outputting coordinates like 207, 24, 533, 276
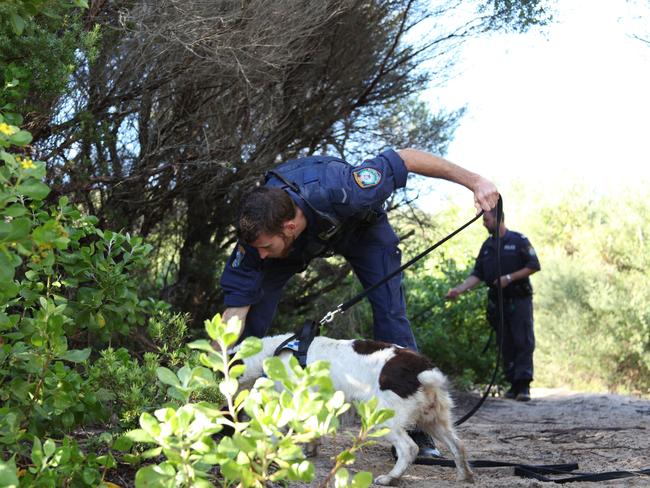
220, 147, 500, 456
446, 208, 540, 401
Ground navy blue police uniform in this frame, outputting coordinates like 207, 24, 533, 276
220, 149, 418, 350
471, 231, 541, 386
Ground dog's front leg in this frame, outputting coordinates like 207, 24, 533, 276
374, 429, 417, 486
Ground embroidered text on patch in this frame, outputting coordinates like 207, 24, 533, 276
232, 244, 245, 268
352, 167, 382, 188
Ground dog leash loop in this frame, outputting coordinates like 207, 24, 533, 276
319, 305, 343, 325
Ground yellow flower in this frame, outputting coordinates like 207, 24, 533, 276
0, 122, 18, 136
20, 157, 35, 169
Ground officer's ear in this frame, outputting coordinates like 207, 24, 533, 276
282, 219, 297, 236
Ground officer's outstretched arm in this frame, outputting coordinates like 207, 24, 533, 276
397, 148, 499, 213
446, 275, 482, 300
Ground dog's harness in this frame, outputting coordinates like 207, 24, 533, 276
273, 319, 319, 368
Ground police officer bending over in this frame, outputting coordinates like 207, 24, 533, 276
220, 147, 499, 457
446, 208, 541, 402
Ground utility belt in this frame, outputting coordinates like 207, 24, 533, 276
488, 280, 533, 303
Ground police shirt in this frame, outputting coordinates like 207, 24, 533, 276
220, 149, 409, 307
471, 230, 541, 300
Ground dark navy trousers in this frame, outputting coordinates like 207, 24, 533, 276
240, 217, 418, 350
488, 296, 535, 383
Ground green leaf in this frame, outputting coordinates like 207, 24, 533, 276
199, 352, 225, 373
156, 367, 181, 388
334, 468, 349, 488
187, 339, 215, 353
134, 463, 176, 488
237, 336, 262, 358
0, 251, 17, 282
43, 439, 56, 458
0, 218, 30, 242
9, 130, 32, 146
219, 459, 243, 481
16, 180, 50, 200
229, 363, 246, 378
31, 437, 44, 467
140, 447, 163, 459
10, 14, 25, 36
2, 204, 27, 217
58, 348, 91, 363
336, 450, 356, 465
112, 435, 133, 452
350, 471, 373, 488
295, 460, 315, 481
0, 456, 19, 488
367, 427, 391, 438
264, 356, 289, 382
205, 315, 224, 341
125, 428, 154, 444
219, 378, 239, 398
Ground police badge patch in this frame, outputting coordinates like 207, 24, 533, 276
232, 244, 245, 268
352, 167, 382, 188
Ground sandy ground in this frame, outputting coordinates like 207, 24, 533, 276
300, 388, 650, 487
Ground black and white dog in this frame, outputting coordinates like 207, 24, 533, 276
238, 334, 475, 485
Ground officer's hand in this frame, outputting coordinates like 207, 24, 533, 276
493, 275, 511, 288
473, 176, 499, 213
446, 288, 462, 300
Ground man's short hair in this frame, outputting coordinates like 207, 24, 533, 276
237, 187, 296, 243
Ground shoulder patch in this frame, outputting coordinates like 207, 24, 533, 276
232, 244, 246, 268
352, 167, 382, 188
528, 246, 537, 256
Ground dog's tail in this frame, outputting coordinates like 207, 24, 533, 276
417, 368, 455, 428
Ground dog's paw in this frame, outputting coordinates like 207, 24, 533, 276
458, 472, 475, 483
374, 475, 398, 486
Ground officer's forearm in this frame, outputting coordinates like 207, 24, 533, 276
459, 275, 481, 293
397, 148, 498, 212
397, 148, 481, 190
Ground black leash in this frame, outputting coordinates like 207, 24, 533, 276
318, 209, 486, 325
453, 198, 505, 426
416, 457, 650, 483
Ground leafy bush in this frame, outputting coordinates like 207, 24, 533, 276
0, 115, 167, 485
529, 191, 650, 394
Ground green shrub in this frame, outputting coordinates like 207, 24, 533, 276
119, 314, 392, 488
0, 115, 169, 485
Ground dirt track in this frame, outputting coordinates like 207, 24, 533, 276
304, 388, 650, 487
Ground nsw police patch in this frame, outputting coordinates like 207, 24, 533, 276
352, 167, 382, 188
232, 244, 245, 268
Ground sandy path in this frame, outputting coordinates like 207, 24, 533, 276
301, 388, 650, 487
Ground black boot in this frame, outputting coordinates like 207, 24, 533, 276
504, 383, 518, 399
408, 429, 441, 458
514, 379, 531, 402
390, 429, 442, 459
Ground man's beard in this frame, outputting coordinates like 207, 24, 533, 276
279, 233, 296, 258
